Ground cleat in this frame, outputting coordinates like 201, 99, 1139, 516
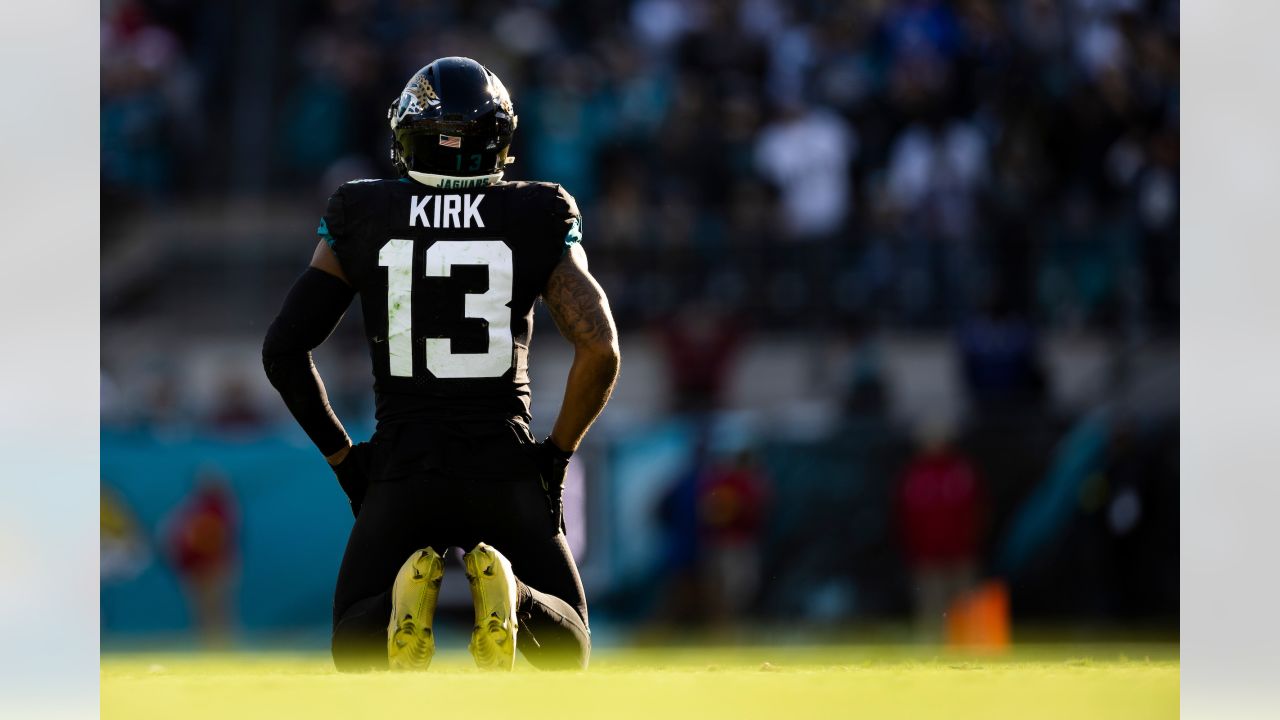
387, 547, 446, 671
462, 542, 518, 671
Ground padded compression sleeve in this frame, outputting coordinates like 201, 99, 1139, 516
262, 268, 357, 456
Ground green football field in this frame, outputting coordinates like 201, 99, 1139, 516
101, 644, 1178, 719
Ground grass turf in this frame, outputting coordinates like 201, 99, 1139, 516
101, 644, 1178, 720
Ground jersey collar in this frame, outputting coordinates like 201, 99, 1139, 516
406, 170, 504, 189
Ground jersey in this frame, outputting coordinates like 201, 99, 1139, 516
319, 178, 581, 426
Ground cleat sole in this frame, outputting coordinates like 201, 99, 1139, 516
463, 543, 518, 671
387, 547, 445, 671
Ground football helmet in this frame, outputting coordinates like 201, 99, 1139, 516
388, 56, 517, 187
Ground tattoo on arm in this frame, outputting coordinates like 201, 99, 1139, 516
542, 244, 620, 451
543, 245, 618, 351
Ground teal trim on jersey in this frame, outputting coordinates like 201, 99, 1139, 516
318, 218, 335, 249
562, 216, 582, 256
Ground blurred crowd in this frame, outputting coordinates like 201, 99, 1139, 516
103, 0, 1178, 332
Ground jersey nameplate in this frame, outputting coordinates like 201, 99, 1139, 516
409, 194, 485, 229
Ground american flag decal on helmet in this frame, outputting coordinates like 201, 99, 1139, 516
439, 135, 462, 148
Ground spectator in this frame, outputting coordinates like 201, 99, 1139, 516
656, 302, 745, 413
753, 101, 857, 241
697, 449, 771, 627
165, 472, 240, 646
957, 297, 1047, 413
209, 375, 266, 432
896, 424, 985, 641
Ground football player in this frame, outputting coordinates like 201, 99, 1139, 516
262, 57, 619, 672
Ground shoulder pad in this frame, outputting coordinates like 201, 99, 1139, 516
509, 181, 579, 220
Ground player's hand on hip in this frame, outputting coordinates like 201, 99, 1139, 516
330, 441, 373, 517
532, 438, 572, 526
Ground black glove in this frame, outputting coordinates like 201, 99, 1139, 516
532, 438, 573, 529
332, 441, 373, 517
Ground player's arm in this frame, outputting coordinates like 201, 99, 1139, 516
542, 243, 621, 453
261, 241, 358, 465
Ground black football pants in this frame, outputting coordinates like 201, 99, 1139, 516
329, 420, 590, 671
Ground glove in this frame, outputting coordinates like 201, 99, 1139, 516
531, 438, 573, 529
332, 441, 373, 517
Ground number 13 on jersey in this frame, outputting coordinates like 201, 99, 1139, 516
378, 239, 514, 379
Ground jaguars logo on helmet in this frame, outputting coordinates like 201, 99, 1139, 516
393, 74, 440, 125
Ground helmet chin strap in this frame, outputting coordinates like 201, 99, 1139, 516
406, 170, 504, 188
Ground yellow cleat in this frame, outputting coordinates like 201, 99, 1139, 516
463, 542, 518, 671
387, 547, 445, 671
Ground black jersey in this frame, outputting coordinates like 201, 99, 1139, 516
320, 178, 581, 425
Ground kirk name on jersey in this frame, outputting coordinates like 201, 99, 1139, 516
410, 193, 486, 229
